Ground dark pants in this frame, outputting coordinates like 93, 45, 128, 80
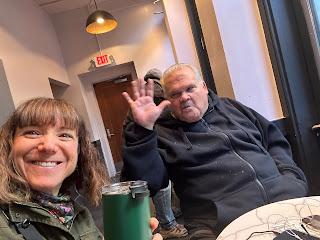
185, 218, 218, 240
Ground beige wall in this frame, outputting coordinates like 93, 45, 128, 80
0, 59, 15, 125
0, 0, 69, 107
51, 2, 176, 139
197, 0, 283, 120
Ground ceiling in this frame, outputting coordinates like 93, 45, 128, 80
34, 0, 155, 15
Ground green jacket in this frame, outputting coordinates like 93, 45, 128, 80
0, 200, 103, 240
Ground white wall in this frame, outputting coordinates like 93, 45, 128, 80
197, 0, 283, 120
196, 0, 235, 99
0, 0, 69, 106
162, 0, 200, 69
51, 2, 176, 137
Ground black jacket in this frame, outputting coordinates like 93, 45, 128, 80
122, 90, 308, 232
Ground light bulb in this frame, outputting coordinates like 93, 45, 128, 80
97, 18, 104, 23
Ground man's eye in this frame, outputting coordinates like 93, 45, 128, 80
171, 93, 178, 98
187, 87, 195, 92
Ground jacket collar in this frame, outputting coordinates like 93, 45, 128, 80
5, 199, 86, 224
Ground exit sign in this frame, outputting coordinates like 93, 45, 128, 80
93, 54, 114, 67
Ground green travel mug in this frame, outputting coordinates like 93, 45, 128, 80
102, 181, 152, 240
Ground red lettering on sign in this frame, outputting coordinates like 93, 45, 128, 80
95, 55, 110, 66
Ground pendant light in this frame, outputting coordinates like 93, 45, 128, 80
86, 0, 117, 34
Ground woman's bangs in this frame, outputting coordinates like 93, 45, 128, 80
16, 99, 81, 132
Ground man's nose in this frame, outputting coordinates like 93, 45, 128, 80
38, 135, 58, 153
180, 92, 190, 101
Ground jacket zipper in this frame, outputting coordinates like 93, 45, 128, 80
201, 119, 270, 204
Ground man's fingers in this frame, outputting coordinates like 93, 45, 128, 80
129, 78, 156, 102
146, 79, 154, 99
158, 100, 171, 112
122, 92, 134, 105
139, 78, 146, 97
131, 80, 140, 100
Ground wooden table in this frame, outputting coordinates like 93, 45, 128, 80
217, 196, 320, 240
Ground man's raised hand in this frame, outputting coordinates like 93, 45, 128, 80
122, 78, 170, 130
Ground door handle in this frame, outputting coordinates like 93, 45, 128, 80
106, 129, 115, 138
312, 124, 320, 136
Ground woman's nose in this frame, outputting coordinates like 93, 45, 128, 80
38, 135, 58, 153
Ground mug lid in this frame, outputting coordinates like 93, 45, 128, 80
102, 180, 147, 195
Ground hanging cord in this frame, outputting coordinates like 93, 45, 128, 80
93, 0, 98, 10
87, 1, 103, 56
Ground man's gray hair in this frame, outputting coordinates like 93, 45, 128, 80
160, 63, 203, 96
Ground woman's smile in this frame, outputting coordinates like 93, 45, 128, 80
31, 161, 61, 167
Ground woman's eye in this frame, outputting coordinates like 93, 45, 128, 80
24, 131, 38, 136
60, 133, 72, 138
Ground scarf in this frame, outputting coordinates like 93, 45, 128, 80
31, 190, 75, 229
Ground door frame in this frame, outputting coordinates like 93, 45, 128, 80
184, 0, 217, 93
78, 61, 137, 177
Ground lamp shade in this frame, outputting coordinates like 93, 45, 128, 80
86, 10, 117, 34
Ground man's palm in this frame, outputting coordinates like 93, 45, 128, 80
122, 79, 170, 130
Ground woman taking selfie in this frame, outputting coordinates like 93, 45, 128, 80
0, 97, 161, 240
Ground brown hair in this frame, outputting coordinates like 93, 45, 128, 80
0, 97, 109, 206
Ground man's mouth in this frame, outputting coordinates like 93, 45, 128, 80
182, 105, 192, 110
31, 161, 61, 167
181, 101, 193, 110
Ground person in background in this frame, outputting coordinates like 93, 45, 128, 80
122, 69, 188, 239
122, 63, 308, 239
0, 97, 161, 240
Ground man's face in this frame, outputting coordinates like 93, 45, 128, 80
164, 67, 209, 123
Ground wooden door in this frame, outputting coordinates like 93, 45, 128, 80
93, 75, 133, 164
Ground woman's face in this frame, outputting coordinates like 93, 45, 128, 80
13, 120, 79, 196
